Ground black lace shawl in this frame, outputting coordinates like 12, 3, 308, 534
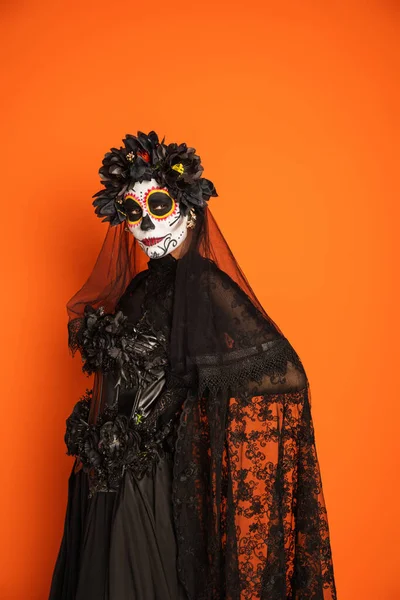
163, 255, 337, 600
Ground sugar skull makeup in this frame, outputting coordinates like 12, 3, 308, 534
122, 178, 189, 259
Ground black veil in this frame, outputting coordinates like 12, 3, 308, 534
67, 206, 303, 394
66, 205, 337, 599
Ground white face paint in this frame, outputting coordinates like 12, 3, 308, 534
123, 178, 188, 259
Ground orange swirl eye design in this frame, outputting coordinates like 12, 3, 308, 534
146, 189, 176, 220
124, 194, 143, 224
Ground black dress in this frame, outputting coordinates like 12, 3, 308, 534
49, 253, 189, 600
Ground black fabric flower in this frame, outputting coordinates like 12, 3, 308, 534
79, 305, 136, 385
98, 415, 141, 460
92, 130, 218, 225
78, 304, 168, 391
64, 388, 178, 495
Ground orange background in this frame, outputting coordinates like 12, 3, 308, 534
0, 1, 398, 599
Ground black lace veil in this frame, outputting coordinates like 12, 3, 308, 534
66, 205, 337, 599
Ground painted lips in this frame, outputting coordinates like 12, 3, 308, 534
141, 236, 166, 247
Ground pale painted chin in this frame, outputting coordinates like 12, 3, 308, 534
140, 241, 171, 259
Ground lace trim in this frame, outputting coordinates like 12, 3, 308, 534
172, 388, 199, 599
67, 316, 84, 356
194, 336, 306, 396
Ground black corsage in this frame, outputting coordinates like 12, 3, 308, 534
79, 304, 168, 390
65, 389, 177, 495
92, 130, 218, 226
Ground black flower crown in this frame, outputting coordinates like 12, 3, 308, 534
92, 130, 218, 226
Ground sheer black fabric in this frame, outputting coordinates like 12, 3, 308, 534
50, 459, 188, 600
54, 206, 337, 599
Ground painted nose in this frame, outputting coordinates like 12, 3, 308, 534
140, 215, 155, 231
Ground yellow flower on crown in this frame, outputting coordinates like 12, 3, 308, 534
172, 162, 184, 175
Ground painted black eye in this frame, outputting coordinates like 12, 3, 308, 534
148, 191, 173, 216
124, 198, 142, 222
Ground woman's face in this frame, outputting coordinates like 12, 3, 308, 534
123, 178, 189, 259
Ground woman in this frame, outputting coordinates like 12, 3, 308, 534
49, 130, 337, 599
